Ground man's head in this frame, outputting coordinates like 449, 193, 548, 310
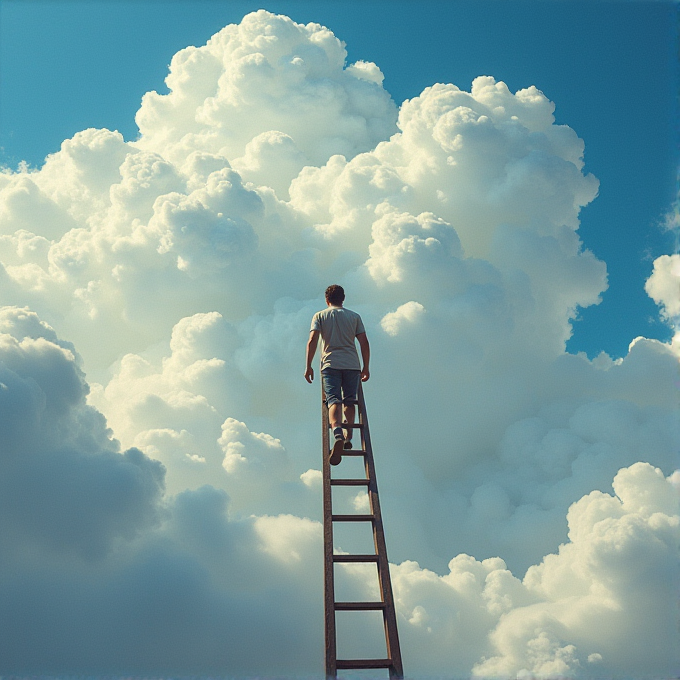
325, 284, 345, 306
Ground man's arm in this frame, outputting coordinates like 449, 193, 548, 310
305, 330, 320, 383
356, 332, 370, 382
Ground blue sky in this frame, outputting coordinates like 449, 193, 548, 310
1, 0, 678, 358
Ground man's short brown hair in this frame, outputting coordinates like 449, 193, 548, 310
325, 284, 345, 306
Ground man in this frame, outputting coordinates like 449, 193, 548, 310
305, 285, 370, 465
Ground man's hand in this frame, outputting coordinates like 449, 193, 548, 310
305, 330, 319, 384
357, 333, 370, 382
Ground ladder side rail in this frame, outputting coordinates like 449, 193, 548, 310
322, 391, 337, 679
357, 384, 404, 679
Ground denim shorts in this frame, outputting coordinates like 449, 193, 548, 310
321, 368, 361, 407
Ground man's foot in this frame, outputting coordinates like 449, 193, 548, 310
343, 439, 353, 450
330, 438, 344, 465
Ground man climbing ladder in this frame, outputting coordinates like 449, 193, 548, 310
305, 285, 403, 679
305, 284, 370, 465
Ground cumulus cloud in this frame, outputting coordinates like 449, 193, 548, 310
0, 9, 678, 678
646, 253, 680, 323
135, 10, 397, 172
334, 462, 679, 678
381, 300, 426, 336
0, 307, 164, 559
88, 309, 320, 518
0, 310, 324, 674
475, 462, 680, 679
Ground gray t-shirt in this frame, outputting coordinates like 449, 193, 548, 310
311, 306, 366, 371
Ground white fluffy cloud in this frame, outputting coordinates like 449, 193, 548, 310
385, 462, 680, 678
646, 253, 680, 322
0, 10, 678, 678
135, 10, 397, 174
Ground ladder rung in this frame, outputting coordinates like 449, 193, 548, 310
333, 554, 379, 563
335, 601, 386, 611
332, 514, 374, 522
342, 422, 364, 429
330, 478, 369, 486
336, 658, 393, 669
339, 450, 366, 456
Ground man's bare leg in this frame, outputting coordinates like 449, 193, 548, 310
343, 403, 355, 448
329, 402, 343, 431
328, 402, 344, 465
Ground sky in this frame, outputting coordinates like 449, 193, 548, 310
0, 1, 678, 678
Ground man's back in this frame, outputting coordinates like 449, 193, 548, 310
311, 306, 365, 371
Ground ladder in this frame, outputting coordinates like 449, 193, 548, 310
322, 384, 404, 679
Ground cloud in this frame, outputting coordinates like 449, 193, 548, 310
135, 10, 398, 173
0, 321, 676, 676
0, 310, 325, 674
646, 253, 680, 323
88, 309, 321, 518
381, 300, 426, 336
0, 307, 165, 559
388, 463, 680, 678
0, 9, 678, 678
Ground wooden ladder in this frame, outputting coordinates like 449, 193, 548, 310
322, 384, 404, 679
